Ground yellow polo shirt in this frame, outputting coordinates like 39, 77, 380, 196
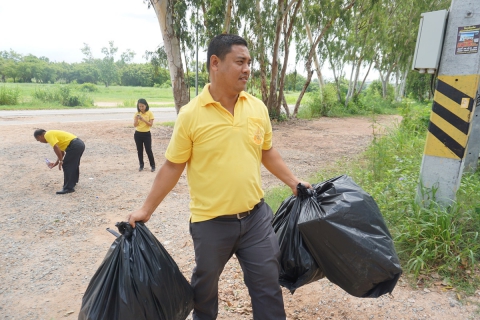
165, 84, 273, 222
134, 110, 154, 132
44, 130, 77, 151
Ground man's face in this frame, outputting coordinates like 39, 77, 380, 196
35, 135, 47, 143
215, 44, 251, 94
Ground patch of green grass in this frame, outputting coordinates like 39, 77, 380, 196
284, 92, 300, 105
158, 121, 175, 127
0, 85, 20, 105
0, 83, 175, 110
122, 99, 137, 108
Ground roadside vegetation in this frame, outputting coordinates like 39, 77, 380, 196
266, 100, 480, 295
0, 83, 177, 109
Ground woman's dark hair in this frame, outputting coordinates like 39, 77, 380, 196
207, 34, 248, 73
33, 129, 46, 138
137, 98, 149, 112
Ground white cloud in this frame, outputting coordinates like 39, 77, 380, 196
0, 0, 162, 63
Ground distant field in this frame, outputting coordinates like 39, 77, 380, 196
0, 83, 178, 110
0, 83, 302, 110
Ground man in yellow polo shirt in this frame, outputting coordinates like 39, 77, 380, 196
34, 129, 85, 194
127, 34, 311, 320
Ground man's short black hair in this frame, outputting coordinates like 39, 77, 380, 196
207, 34, 248, 73
34, 129, 46, 138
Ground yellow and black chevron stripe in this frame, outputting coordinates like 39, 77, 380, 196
424, 75, 480, 160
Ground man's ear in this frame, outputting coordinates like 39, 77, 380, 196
210, 55, 219, 71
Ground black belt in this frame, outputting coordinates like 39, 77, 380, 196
219, 199, 264, 219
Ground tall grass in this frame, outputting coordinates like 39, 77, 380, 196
0, 85, 20, 105
266, 100, 480, 293
33, 85, 93, 107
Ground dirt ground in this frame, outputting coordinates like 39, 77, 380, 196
1, 115, 479, 320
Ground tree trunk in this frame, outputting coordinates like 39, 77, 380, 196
331, 65, 342, 102
353, 59, 373, 100
224, 0, 233, 33
351, 56, 363, 97
150, 0, 189, 113
282, 94, 290, 118
266, 0, 285, 117
345, 59, 356, 106
293, 66, 313, 117
396, 68, 408, 101
301, 6, 324, 90
276, 0, 301, 116
255, 0, 268, 103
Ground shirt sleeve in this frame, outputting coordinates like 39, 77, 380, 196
165, 111, 192, 163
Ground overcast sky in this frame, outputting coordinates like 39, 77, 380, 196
0, 0, 164, 63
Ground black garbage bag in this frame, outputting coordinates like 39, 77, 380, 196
272, 185, 325, 293
297, 175, 402, 298
78, 222, 194, 320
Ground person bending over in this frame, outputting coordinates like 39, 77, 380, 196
34, 129, 85, 194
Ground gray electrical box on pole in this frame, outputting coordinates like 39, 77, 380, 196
416, 0, 480, 206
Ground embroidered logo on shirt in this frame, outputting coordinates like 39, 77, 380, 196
253, 127, 263, 145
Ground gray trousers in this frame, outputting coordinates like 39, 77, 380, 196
63, 138, 85, 190
189, 201, 286, 320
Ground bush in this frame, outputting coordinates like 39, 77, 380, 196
0, 86, 20, 105
160, 80, 172, 88
123, 99, 136, 107
399, 100, 431, 134
298, 83, 343, 118
33, 85, 93, 107
80, 83, 98, 92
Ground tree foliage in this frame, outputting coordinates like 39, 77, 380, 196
2, 0, 453, 114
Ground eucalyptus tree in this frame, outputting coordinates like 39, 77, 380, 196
98, 41, 119, 87
274, 0, 303, 117
293, 0, 357, 114
342, 0, 380, 106
322, 30, 349, 103
144, 45, 169, 86
146, 0, 189, 112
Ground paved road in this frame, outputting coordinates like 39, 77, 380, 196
0, 107, 178, 126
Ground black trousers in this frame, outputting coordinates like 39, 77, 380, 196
189, 201, 286, 320
63, 138, 85, 191
134, 131, 155, 168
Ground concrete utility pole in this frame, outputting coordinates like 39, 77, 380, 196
416, 0, 480, 206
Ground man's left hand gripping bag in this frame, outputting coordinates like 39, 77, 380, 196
78, 222, 194, 320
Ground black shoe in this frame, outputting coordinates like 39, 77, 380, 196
56, 189, 75, 194
151, 167, 155, 172
139, 166, 144, 172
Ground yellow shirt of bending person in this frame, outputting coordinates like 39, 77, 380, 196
165, 84, 273, 222
44, 130, 77, 151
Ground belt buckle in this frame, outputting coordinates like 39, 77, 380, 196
237, 210, 250, 219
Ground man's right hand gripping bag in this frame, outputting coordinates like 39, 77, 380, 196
297, 175, 402, 298
78, 222, 194, 320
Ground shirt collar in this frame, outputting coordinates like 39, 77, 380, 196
198, 83, 247, 107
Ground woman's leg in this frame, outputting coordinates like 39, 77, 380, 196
143, 131, 155, 169
134, 131, 144, 169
